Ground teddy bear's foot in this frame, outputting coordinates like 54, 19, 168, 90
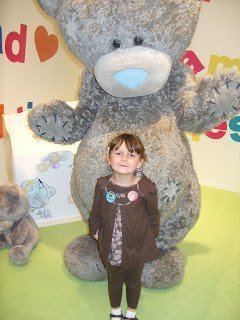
64, 234, 107, 280
9, 245, 32, 265
141, 247, 184, 289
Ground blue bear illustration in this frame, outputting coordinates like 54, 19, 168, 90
21, 178, 56, 219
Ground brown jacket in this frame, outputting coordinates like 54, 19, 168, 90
88, 174, 160, 270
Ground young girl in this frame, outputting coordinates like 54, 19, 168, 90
89, 133, 160, 320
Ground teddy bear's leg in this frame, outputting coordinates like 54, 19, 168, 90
70, 170, 90, 220
9, 217, 39, 265
64, 234, 107, 281
141, 176, 200, 288
9, 242, 34, 265
157, 175, 201, 250
64, 238, 185, 288
141, 248, 184, 289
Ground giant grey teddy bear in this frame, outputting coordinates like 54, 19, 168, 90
29, 0, 240, 288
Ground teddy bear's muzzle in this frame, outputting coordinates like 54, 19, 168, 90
94, 47, 172, 98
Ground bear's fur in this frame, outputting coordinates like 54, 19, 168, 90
29, 0, 240, 288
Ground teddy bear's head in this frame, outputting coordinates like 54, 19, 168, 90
37, 0, 201, 97
0, 185, 29, 233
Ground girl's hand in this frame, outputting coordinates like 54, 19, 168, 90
93, 230, 99, 241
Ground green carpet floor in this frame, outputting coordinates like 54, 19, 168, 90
1, 186, 240, 320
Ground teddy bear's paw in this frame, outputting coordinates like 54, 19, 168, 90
64, 235, 107, 280
28, 100, 79, 144
9, 245, 30, 265
141, 248, 184, 289
206, 75, 240, 122
0, 220, 14, 233
160, 179, 181, 206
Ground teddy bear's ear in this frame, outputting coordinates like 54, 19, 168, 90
37, 0, 59, 18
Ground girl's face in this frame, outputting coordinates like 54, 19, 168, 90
107, 141, 143, 177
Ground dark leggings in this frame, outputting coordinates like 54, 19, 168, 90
107, 265, 144, 309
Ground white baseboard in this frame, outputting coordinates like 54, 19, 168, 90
37, 215, 82, 228
200, 181, 240, 194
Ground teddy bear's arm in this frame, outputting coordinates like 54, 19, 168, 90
170, 63, 240, 133
10, 217, 29, 246
28, 72, 104, 144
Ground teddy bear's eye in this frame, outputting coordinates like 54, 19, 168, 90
112, 39, 121, 49
134, 37, 143, 46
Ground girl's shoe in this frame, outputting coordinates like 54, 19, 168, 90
122, 317, 138, 320
109, 313, 123, 319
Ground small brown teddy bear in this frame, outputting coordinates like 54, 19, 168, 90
0, 184, 39, 265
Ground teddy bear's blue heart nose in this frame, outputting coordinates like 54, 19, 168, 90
114, 68, 148, 89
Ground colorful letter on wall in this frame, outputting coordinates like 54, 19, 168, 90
208, 55, 240, 75
229, 116, 240, 142
0, 104, 4, 139
205, 122, 227, 139
5, 24, 27, 63
0, 26, 3, 54
180, 50, 205, 74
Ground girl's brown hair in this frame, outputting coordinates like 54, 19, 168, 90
108, 133, 146, 161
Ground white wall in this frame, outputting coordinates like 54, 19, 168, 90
187, 0, 240, 192
0, 0, 83, 183
0, 0, 239, 191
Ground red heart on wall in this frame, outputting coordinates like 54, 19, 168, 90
35, 26, 59, 62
